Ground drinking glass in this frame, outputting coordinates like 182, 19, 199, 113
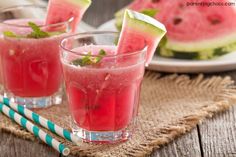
60, 32, 146, 143
0, 5, 72, 108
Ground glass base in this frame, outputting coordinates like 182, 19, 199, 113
5, 92, 63, 108
72, 121, 134, 143
0, 85, 3, 95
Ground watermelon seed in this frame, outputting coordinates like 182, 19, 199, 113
152, 0, 160, 3
173, 17, 182, 25
209, 19, 221, 25
207, 15, 222, 25
179, 3, 184, 8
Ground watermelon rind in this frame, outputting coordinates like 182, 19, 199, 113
115, 8, 126, 29
159, 42, 236, 60
166, 32, 236, 52
67, 0, 91, 8
117, 9, 167, 65
125, 9, 166, 37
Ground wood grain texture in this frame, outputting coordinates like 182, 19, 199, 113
151, 128, 201, 157
199, 105, 236, 157
0, 131, 59, 157
83, 0, 132, 27
63, 130, 201, 157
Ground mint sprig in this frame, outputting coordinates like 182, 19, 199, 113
3, 31, 17, 37
3, 22, 65, 39
27, 22, 50, 38
72, 49, 107, 67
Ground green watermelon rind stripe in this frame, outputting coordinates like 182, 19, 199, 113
125, 9, 166, 37
159, 42, 235, 60
166, 32, 236, 52
67, 0, 91, 8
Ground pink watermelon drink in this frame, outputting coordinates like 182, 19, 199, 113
0, 20, 63, 97
46, 0, 91, 32
60, 32, 146, 143
0, 5, 74, 108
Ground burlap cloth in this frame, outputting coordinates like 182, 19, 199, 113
1, 71, 236, 157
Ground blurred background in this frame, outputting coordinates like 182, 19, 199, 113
0, 0, 131, 27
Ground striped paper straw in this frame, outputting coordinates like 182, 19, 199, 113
0, 96, 81, 145
0, 103, 70, 156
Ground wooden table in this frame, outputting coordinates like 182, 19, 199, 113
1, 0, 236, 156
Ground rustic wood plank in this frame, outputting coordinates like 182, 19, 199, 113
83, 0, 132, 27
151, 128, 202, 157
63, 129, 201, 157
198, 105, 236, 157
0, 131, 59, 157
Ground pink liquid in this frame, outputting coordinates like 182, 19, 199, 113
62, 45, 145, 131
0, 19, 64, 97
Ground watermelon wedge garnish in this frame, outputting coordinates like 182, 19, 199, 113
115, 0, 236, 60
46, 0, 91, 32
117, 9, 167, 65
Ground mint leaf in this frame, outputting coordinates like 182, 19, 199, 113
71, 49, 107, 67
27, 22, 50, 38
3, 31, 17, 38
141, 9, 159, 18
71, 58, 83, 66
71, 52, 93, 67
3, 31, 26, 38
28, 22, 42, 32
96, 49, 107, 62
99, 49, 106, 55
3, 22, 65, 39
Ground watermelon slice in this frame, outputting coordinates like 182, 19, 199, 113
46, 0, 91, 32
117, 9, 166, 65
115, 0, 236, 60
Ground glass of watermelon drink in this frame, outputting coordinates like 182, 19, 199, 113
60, 32, 146, 143
0, 5, 73, 108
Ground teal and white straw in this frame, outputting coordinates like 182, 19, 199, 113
0, 96, 81, 145
0, 103, 70, 156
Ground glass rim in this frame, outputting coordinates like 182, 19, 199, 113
60, 31, 147, 59
0, 4, 74, 28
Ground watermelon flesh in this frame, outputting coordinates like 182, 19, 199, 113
116, 0, 236, 59
117, 9, 167, 65
46, 0, 91, 32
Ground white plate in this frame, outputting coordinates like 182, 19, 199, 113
98, 19, 236, 73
